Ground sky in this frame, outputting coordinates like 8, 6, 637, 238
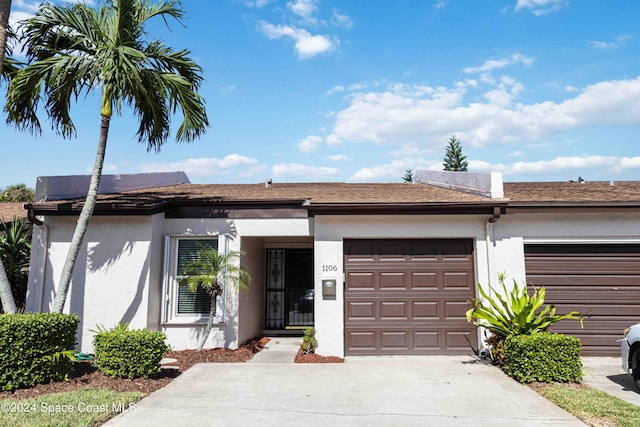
2, 0, 640, 190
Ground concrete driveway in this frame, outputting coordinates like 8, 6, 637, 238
104, 356, 584, 427
582, 357, 640, 407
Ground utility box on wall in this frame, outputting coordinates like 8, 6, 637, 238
322, 279, 336, 299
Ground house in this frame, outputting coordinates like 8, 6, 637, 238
24, 171, 640, 357
0, 203, 28, 224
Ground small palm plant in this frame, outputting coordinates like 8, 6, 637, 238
180, 247, 251, 352
467, 274, 583, 363
467, 274, 583, 337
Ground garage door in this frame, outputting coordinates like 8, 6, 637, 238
344, 239, 477, 355
525, 244, 640, 356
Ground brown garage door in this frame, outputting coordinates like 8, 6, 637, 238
525, 244, 640, 356
344, 239, 477, 355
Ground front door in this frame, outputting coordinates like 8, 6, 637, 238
265, 248, 314, 329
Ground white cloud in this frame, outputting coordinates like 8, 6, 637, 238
297, 135, 323, 152
435, 0, 450, 9
326, 85, 345, 95
245, 0, 271, 7
258, 21, 336, 59
326, 76, 640, 149
327, 154, 350, 162
467, 155, 640, 177
590, 35, 631, 50
288, 0, 318, 20
63, 0, 96, 4
351, 158, 432, 181
220, 85, 236, 94
272, 163, 340, 180
331, 9, 353, 29
515, 0, 567, 16
509, 150, 524, 157
325, 134, 342, 145
139, 154, 260, 178
463, 53, 534, 74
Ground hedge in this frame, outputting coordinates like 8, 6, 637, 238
93, 328, 169, 379
503, 332, 582, 383
0, 313, 79, 391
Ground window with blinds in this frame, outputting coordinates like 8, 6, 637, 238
176, 238, 218, 316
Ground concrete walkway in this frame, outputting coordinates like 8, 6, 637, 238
247, 337, 301, 363
582, 357, 640, 407
104, 353, 584, 427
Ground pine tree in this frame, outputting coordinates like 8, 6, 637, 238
443, 135, 468, 171
401, 169, 414, 183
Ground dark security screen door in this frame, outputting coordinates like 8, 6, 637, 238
265, 249, 314, 329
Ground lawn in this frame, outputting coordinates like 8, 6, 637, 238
534, 383, 640, 427
0, 389, 142, 427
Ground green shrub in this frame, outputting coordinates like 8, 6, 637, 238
503, 333, 582, 383
93, 326, 169, 379
0, 313, 79, 391
300, 327, 317, 354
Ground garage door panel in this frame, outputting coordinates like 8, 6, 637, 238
346, 332, 376, 351
528, 275, 640, 287
552, 318, 630, 333
446, 331, 474, 350
345, 239, 476, 355
412, 301, 439, 319
380, 302, 409, 319
525, 244, 640, 356
380, 331, 409, 350
414, 331, 439, 349
379, 272, 407, 289
346, 302, 376, 320
411, 272, 438, 288
548, 303, 640, 317
443, 271, 473, 289
444, 301, 469, 319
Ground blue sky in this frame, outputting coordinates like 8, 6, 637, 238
2, 0, 640, 189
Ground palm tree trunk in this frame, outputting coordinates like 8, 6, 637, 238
0, 260, 16, 314
197, 295, 218, 352
0, 0, 11, 77
53, 114, 110, 313
0, 1, 16, 314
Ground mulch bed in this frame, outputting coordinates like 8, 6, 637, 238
294, 349, 344, 363
0, 337, 270, 400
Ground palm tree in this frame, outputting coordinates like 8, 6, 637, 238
0, 0, 17, 315
0, 218, 31, 312
180, 247, 251, 352
5, 0, 209, 313
0, 0, 11, 77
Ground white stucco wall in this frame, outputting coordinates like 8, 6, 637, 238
26, 215, 158, 352
27, 214, 314, 352
313, 214, 492, 357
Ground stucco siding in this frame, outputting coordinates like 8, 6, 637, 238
238, 237, 266, 345
27, 215, 155, 352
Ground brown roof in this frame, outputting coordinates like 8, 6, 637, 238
27, 180, 640, 216
504, 181, 640, 203
0, 203, 27, 223
94, 182, 496, 205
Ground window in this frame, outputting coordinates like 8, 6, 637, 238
163, 236, 223, 324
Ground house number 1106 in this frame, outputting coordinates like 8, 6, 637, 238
322, 265, 338, 272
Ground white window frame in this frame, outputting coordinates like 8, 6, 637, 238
161, 234, 227, 325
